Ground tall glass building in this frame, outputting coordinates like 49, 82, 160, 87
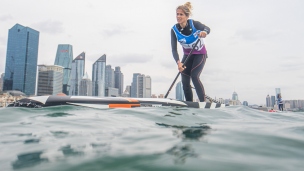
176, 81, 184, 101
92, 54, 106, 97
54, 44, 73, 95
105, 65, 114, 89
37, 65, 63, 96
3, 24, 39, 95
266, 94, 271, 107
131, 73, 141, 97
69, 52, 85, 96
275, 88, 281, 98
114, 66, 124, 96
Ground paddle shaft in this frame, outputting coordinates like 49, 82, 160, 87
164, 39, 201, 98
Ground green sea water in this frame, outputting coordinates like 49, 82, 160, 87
0, 105, 304, 171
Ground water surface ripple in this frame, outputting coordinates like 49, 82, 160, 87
0, 106, 304, 171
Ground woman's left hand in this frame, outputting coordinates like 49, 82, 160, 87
199, 31, 207, 38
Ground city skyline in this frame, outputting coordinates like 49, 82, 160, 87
0, 0, 304, 104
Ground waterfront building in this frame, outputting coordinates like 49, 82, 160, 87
275, 88, 281, 97
37, 65, 63, 96
266, 94, 271, 107
114, 67, 124, 96
145, 76, 151, 98
176, 81, 184, 101
79, 73, 92, 96
271, 95, 275, 107
243, 101, 248, 106
105, 87, 119, 97
131, 73, 141, 97
92, 54, 106, 97
69, 52, 85, 96
135, 74, 151, 98
232, 91, 238, 101
0, 73, 4, 92
122, 85, 131, 97
54, 44, 73, 95
105, 65, 115, 89
3, 24, 39, 95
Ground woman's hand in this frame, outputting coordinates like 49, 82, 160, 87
199, 31, 207, 38
177, 61, 185, 72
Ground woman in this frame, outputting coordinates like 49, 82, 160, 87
171, 2, 210, 102
277, 93, 284, 111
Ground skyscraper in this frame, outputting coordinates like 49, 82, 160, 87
131, 73, 141, 97
114, 66, 124, 96
145, 76, 151, 98
271, 95, 275, 107
266, 94, 271, 107
37, 65, 63, 96
3, 24, 39, 95
69, 52, 85, 96
137, 74, 146, 98
176, 81, 185, 101
92, 54, 106, 97
232, 91, 238, 101
275, 88, 281, 98
0, 73, 4, 92
79, 72, 92, 96
105, 65, 114, 89
54, 44, 73, 95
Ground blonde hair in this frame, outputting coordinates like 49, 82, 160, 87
176, 2, 193, 17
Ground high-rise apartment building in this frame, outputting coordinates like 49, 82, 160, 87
3, 24, 39, 95
92, 54, 106, 97
105, 65, 115, 89
176, 81, 184, 101
114, 66, 124, 96
79, 73, 92, 96
37, 65, 63, 96
69, 52, 85, 96
133, 74, 151, 98
131, 73, 141, 97
145, 76, 151, 98
54, 44, 73, 95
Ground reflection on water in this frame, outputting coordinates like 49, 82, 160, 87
12, 151, 48, 170
166, 145, 198, 164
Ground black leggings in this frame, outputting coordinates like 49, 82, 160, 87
181, 54, 207, 102
279, 104, 284, 111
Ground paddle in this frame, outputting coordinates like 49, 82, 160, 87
164, 39, 201, 98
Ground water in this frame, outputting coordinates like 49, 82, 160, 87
0, 105, 304, 171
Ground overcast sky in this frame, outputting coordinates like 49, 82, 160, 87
0, 0, 303, 105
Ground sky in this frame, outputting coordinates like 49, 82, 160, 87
0, 0, 303, 105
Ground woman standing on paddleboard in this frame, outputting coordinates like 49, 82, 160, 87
171, 2, 210, 102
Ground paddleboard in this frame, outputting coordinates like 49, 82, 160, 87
7, 95, 227, 109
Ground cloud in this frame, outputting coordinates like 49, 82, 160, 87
31, 20, 64, 34
234, 28, 281, 41
100, 26, 134, 38
0, 15, 13, 21
106, 53, 153, 66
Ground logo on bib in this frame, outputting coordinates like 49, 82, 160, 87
179, 38, 186, 44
